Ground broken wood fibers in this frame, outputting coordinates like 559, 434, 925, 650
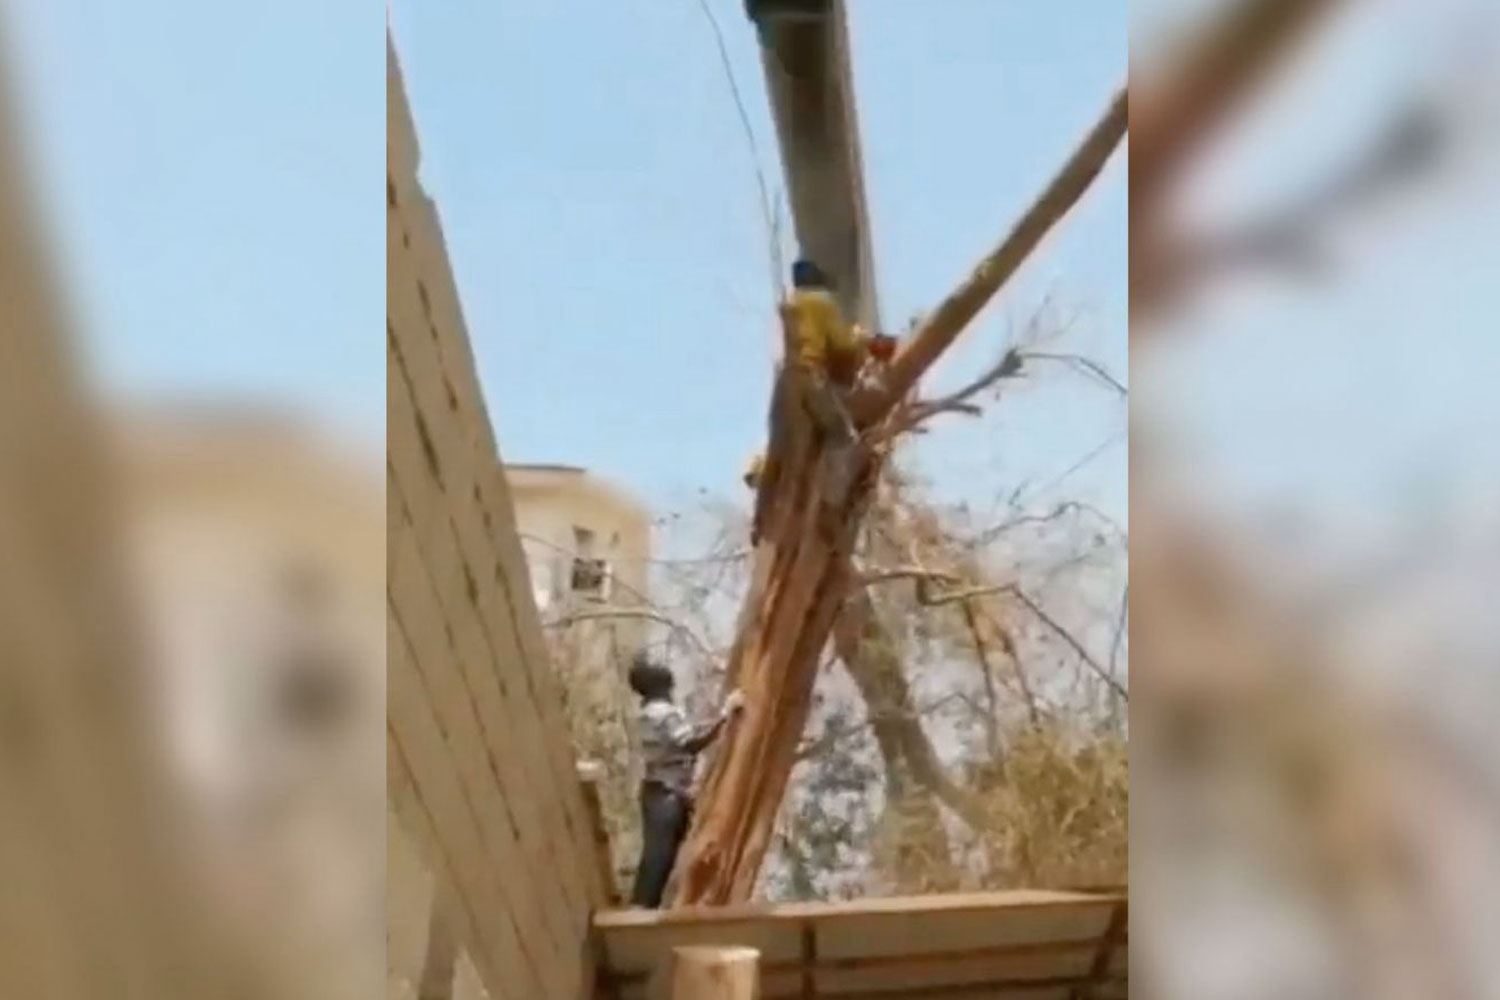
671, 89, 1128, 907
673, 303, 885, 907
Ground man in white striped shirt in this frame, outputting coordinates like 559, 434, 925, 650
627, 654, 745, 908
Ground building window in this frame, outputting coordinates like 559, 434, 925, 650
570, 559, 610, 599
570, 526, 610, 601
574, 526, 595, 558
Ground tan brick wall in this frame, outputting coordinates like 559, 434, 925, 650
387, 33, 604, 1000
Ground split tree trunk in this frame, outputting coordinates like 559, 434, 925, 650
672, 325, 880, 904
670, 89, 1127, 907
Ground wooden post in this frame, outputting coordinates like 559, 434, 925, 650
577, 760, 619, 904
671, 946, 761, 1000
416, 897, 457, 1000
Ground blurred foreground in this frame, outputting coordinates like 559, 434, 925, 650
0, 37, 382, 1000
1133, 1, 1500, 997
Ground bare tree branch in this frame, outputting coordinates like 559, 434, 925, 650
858, 565, 960, 588
1011, 431, 1124, 509
879, 346, 1026, 439
1109, 586, 1129, 680
916, 580, 1020, 608
1019, 351, 1127, 397
861, 562, 1128, 702
972, 500, 1126, 546
1008, 587, 1128, 702
833, 587, 990, 832
857, 87, 1128, 424
960, 596, 1017, 744
543, 606, 719, 662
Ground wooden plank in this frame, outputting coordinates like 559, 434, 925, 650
579, 761, 621, 905
598, 891, 1125, 1000
389, 523, 575, 989
1067, 901, 1126, 1000
387, 607, 555, 998
612, 936, 1104, 988
388, 740, 515, 1000
391, 33, 599, 1000
598, 890, 1120, 931
406, 486, 588, 952
390, 257, 599, 922
387, 807, 439, 996
804, 974, 1123, 1000
603, 935, 1110, 989
800, 921, 815, 1000
443, 464, 593, 921
482, 459, 610, 902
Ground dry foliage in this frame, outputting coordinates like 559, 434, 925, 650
539, 435, 1129, 903
544, 626, 641, 898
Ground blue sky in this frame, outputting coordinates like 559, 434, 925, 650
1134, 0, 1500, 538
9, 0, 1494, 543
3, 0, 384, 445
388, 0, 1127, 522
6, 0, 1126, 523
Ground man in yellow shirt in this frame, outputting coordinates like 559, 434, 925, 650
789, 260, 862, 378
743, 452, 764, 491
784, 258, 862, 513
752, 259, 898, 542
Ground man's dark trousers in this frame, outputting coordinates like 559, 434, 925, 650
630, 781, 692, 908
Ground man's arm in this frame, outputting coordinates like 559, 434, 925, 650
678, 716, 726, 755
668, 690, 746, 755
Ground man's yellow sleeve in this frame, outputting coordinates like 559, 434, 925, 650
825, 307, 860, 357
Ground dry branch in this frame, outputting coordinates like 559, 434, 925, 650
1009, 587, 1127, 702
1020, 351, 1127, 397
543, 605, 718, 662
864, 561, 1126, 703
833, 587, 987, 831
881, 346, 1025, 439
858, 88, 1127, 424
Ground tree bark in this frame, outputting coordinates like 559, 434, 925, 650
671, 367, 873, 904
833, 587, 985, 831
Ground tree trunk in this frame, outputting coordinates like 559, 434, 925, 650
672, 313, 877, 904
833, 587, 985, 831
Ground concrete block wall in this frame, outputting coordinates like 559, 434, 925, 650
387, 34, 605, 1000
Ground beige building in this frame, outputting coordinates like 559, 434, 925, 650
507, 464, 654, 895
507, 463, 653, 661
